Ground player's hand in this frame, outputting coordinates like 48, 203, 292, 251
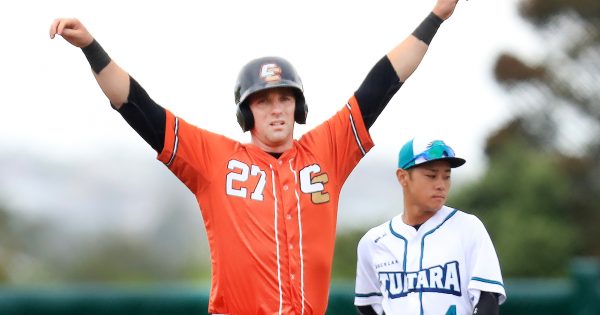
432, 0, 459, 21
49, 18, 94, 48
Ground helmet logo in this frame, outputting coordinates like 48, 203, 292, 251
260, 63, 282, 82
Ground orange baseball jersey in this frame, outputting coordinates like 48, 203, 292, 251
157, 96, 373, 315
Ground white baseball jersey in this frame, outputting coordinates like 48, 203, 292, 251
354, 206, 506, 315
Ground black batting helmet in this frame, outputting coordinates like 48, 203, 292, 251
234, 56, 308, 132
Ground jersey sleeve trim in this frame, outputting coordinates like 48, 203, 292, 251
470, 277, 507, 304
347, 97, 373, 156
355, 295, 384, 307
165, 117, 179, 166
355, 292, 383, 298
347, 103, 367, 156
471, 277, 504, 287
157, 110, 180, 166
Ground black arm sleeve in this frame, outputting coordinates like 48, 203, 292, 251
116, 76, 166, 152
473, 291, 499, 315
356, 305, 383, 315
354, 56, 403, 130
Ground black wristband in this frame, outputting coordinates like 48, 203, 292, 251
412, 12, 443, 45
81, 39, 111, 74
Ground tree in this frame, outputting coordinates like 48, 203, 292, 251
450, 120, 580, 277
0, 207, 10, 282
331, 230, 365, 280
451, 0, 600, 277
500, 0, 600, 256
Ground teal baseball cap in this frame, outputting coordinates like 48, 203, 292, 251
398, 137, 466, 170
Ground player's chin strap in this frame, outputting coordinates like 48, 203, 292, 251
473, 291, 499, 315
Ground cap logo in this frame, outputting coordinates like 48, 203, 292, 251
260, 63, 282, 82
426, 140, 446, 150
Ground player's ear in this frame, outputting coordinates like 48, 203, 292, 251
396, 168, 409, 186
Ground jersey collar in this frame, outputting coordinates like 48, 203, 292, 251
245, 142, 298, 164
391, 206, 455, 237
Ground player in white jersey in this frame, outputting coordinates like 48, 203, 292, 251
354, 137, 506, 315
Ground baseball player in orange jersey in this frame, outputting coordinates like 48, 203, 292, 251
49, 0, 462, 314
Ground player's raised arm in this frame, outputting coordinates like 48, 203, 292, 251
387, 0, 458, 81
354, 0, 460, 129
50, 18, 167, 153
50, 18, 130, 109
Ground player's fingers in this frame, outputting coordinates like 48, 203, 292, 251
56, 18, 80, 36
59, 28, 80, 40
49, 18, 62, 39
56, 19, 69, 36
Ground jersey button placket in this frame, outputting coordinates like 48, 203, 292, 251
280, 158, 302, 307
